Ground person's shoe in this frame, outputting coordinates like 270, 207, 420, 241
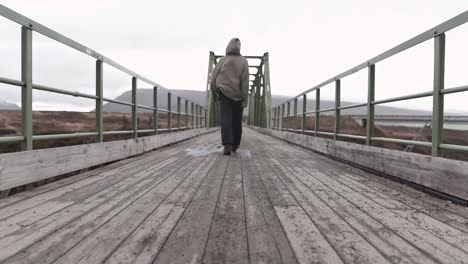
232, 145, 239, 152
224, 145, 232, 155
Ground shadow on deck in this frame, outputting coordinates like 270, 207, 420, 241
0, 128, 468, 263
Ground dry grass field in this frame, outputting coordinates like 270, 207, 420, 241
1, 110, 467, 160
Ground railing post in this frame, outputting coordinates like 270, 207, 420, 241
200, 105, 204, 127
21, 26, 33, 150
185, 100, 188, 129
131, 77, 137, 138
302, 94, 307, 134
153, 87, 158, 135
287, 101, 291, 131
293, 98, 298, 132
335, 79, 341, 140
196, 104, 199, 128
278, 106, 281, 130
168, 92, 172, 133
315, 89, 320, 136
191, 102, 194, 129
366, 65, 375, 145
432, 33, 445, 157
273, 107, 277, 129
205, 108, 208, 128
95, 60, 103, 142
177, 96, 181, 130
199, 105, 202, 128
281, 104, 285, 131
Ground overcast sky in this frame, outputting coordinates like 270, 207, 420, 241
0, 0, 467, 113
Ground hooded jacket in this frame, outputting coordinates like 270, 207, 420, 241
210, 38, 249, 107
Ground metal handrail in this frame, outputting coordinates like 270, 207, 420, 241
271, 11, 468, 157
0, 4, 207, 150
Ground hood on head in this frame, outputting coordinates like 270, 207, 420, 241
226, 38, 241, 55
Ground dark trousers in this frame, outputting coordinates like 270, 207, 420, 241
219, 93, 243, 147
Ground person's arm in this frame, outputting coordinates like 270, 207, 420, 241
241, 59, 249, 108
210, 59, 222, 94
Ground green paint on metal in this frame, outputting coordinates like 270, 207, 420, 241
131, 77, 137, 139
315, 89, 320, 136
302, 94, 307, 134
293, 98, 298, 132
196, 104, 199, 128
206, 52, 217, 127
21, 26, 32, 150
191, 102, 194, 128
168, 92, 172, 132
432, 33, 445, 157
153, 87, 158, 135
335, 79, 341, 140
96, 60, 103, 142
281, 104, 285, 131
185, 100, 189, 130
366, 65, 375, 145
177, 96, 181, 129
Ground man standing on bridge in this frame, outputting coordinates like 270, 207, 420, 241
210, 38, 249, 155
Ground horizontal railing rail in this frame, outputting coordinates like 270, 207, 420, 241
0, 4, 207, 151
271, 10, 468, 157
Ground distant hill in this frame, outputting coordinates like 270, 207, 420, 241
103, 89, 432, 116
0, 100, 20, 110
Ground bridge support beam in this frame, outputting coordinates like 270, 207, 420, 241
293, 98, 298, 132
315, 89, 320, 136
168, 93, 172, 132
21, 26, 33, 151
302, 95, 307, 134
432, 33, 445, 157
131, 77, 137, 139
366, 65, 375, 145
96, 60, 104, 142
335, 79, 341, 140
153, 87, 158, 135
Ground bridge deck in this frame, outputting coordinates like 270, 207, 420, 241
0, 128, 468, 264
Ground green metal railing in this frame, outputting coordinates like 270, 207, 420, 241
271, 11, 468, 157
206, 52, 272, 128
0, 4, 206, 152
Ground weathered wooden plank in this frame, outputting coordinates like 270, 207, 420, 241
266, 157, 391, 264
152, 155, 228, 264
294, 165, 468, 262
0, 127, 217, 191
202, 153, 250, 264
52, 156, 205, 264
0, 151, 196, 262
282, 161, 438, 264
247, 133, 396, 263
241, 144, 298, 264
325, 172, 468, 253
105, 153, 218, 264
262, 136, 468, 253
253, 155, 344, 263
251, 127, 468, 201
247, 128, 468, 264
0, 132, 206, 209
0, 147, 184, 238
337, 168, 468, 233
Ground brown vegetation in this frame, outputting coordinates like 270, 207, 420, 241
0, 110, 191, 153
282, 115, 468, 161
1, 110, 467, 161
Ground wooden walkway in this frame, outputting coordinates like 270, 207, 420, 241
1, 128, 468, 264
